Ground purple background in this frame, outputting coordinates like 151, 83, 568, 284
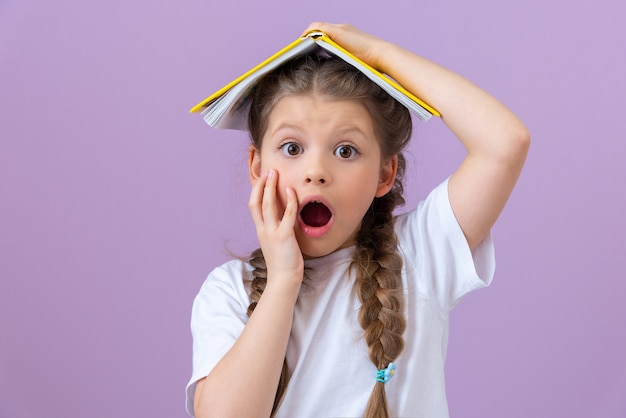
1, 0, 625, 417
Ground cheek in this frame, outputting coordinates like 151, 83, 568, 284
345, 176, 379, 212
258, 155, 296, 209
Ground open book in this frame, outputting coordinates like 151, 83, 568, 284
190, 31, 440, 130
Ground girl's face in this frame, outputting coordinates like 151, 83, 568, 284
249, 94, 397, 258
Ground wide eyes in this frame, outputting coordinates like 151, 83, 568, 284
279, 142, 303, 156
279, 142, 359, 159
334, 145, 358, 159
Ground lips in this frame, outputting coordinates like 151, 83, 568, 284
298, 196, 333, 238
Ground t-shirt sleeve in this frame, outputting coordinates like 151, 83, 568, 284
396, 178, 496, 312
185, 262, 250, 416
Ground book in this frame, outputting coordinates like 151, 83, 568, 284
190, 31, 440, 130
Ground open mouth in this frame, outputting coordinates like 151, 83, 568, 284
300, 201, 332, 227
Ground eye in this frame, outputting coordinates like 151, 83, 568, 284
334, 145, 359, 159
279, 142, 303, 156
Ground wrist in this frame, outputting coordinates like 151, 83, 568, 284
263, 275, 302, 303
375, 42, 405, 75
372, 39, 393, 70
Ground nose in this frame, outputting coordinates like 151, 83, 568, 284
306, 176, 326, 184
303, 153, 330, 185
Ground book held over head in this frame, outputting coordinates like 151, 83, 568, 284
191, 30, 440, 130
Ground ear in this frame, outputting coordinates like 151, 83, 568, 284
375, 155, 398, 198
248, 145, 262, 184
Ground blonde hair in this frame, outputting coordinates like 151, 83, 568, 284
246, 53, 412, 417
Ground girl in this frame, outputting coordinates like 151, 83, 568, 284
186, 22, 530, 418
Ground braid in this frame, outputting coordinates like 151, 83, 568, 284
353, 187, 406, 418
247, 248, 290, 417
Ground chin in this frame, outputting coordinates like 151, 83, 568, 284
298, 238, 355, 260
297, 239, 333, 259
301, 247, 334, 260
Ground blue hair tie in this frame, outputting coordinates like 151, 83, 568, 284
376, 362, 396, 383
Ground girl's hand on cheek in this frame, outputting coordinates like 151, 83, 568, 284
249, 169, 304, 289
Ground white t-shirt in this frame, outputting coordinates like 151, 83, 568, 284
186, 179, 495, 417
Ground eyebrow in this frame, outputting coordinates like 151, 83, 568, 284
335, 125, 370, 137
270, 123, 303, 134
269, 123, 372, 140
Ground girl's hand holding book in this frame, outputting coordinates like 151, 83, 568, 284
303, 22, 390, 71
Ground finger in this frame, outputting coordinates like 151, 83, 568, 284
261, 169, 279, 228
248, 171, 268, 227
279, 186, 299, 233
302, 21, 339, 37
302, 22, 324, 36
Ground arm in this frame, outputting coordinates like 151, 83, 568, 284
194, 170, 303, 418
305, 23, 530, 250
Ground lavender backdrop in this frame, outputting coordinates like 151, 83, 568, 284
1, 0, 625, 417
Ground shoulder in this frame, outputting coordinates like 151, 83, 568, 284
193, 259, 252, 313
394, 178, 453, 248
204, 258, 252, 284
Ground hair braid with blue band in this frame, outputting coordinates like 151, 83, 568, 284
376, 362, 397, 384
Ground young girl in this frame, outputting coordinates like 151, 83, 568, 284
186, 22, 530, 418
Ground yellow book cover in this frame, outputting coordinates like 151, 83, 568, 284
191, 31, 439, 130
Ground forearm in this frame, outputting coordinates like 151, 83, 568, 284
194, 281, 299, 418
377, 42, 529, 161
